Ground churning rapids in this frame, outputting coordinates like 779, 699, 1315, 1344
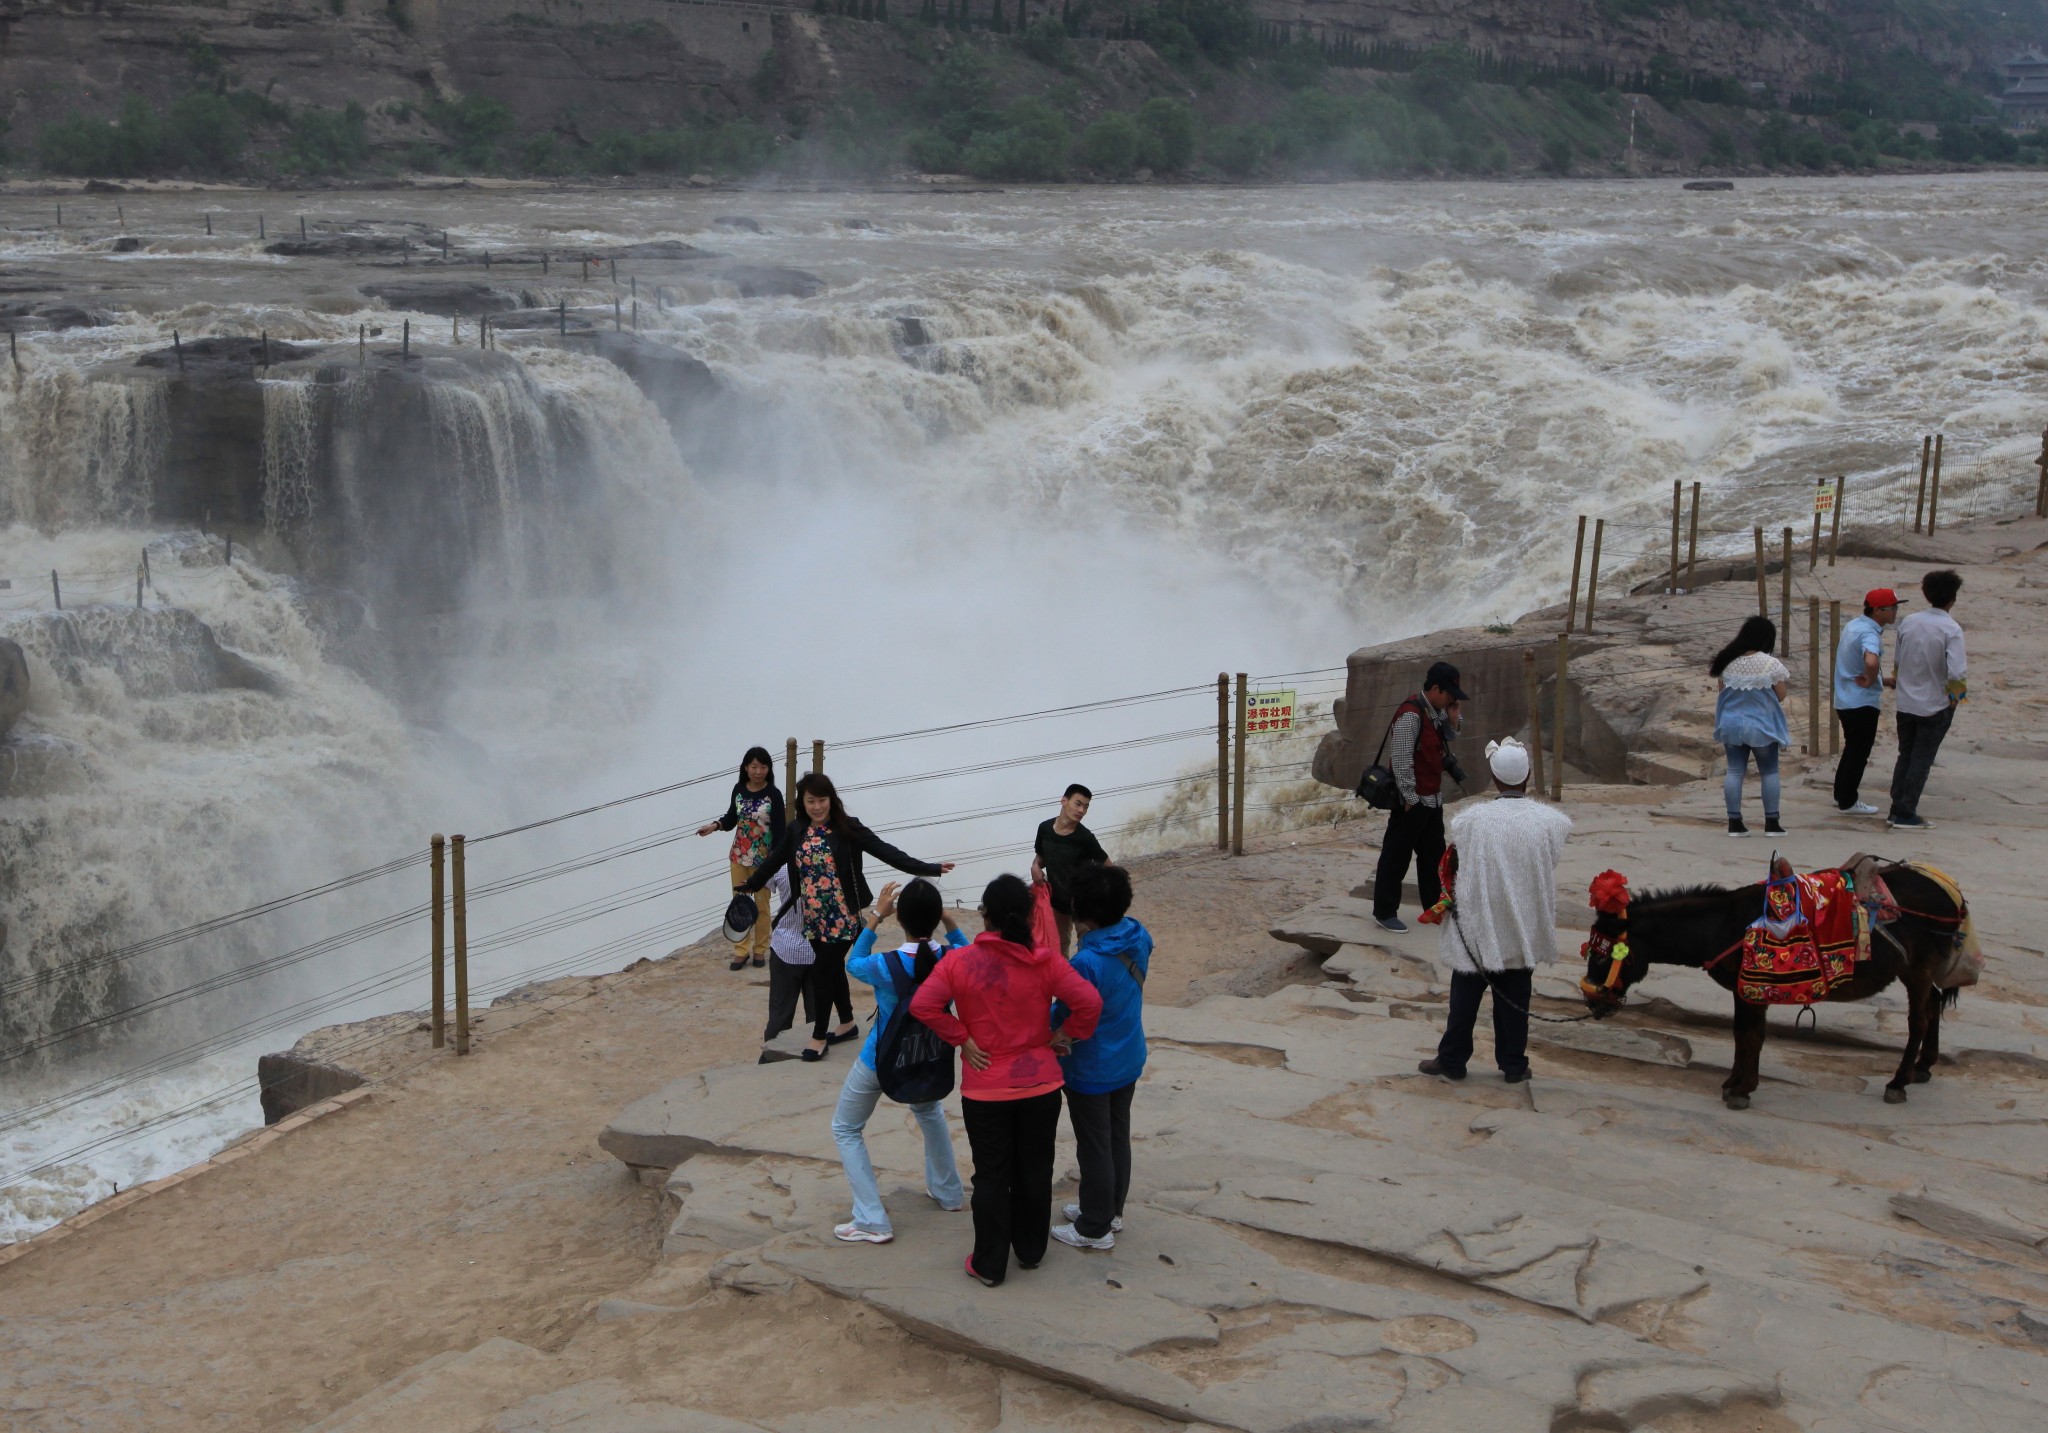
1, 174, 2045, 1239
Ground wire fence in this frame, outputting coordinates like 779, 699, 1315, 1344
0, 662, 1358, 1206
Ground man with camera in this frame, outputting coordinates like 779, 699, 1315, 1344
1362, 661, 1467, 933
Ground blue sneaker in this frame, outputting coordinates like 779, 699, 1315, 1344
1374, 915, 1408, 933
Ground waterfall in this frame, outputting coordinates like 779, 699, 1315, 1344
0, 369, 167, 530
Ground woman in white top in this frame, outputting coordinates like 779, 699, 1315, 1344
1709, 616, 1791, 837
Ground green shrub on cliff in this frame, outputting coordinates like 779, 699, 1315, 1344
1137, 97, 1196, 172
36, 91, 248, 176
962, 98, 1071, 180
427, 95, 514, 170
284, 103, 369, 175
1075, 111, 1141, 175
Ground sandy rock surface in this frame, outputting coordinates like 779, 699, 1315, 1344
4, 523, 2047, 1431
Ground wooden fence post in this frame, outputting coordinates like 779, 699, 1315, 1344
1551, 634, 1568, 802
1685, 480, 1701, 593
784, 737, 798, 810
452, 834, 469, 1056
1565, 516, 1586, 632
1216, 673, 1230, 852
1752, 526, 1768, 615
1582, 519, 1605, 635
50, 570, 60, 611
1668, 480, 1681, 594
1809, 478, 1826, 571
2034, 427, 2048, 518
1927, 433, 1943, 533
431, 834, 446, 1049
1827, 599, 1842, 755
1914, 435, 1931, 533
811, 739, 824, 775
1231, 673, 1248, 856
1779, 527, 1792, 656
1806, 596, 1821, 755
1828, 475, 1844, 567
1523, 647, 1546, 798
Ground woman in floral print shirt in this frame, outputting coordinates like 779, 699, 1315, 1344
698, 747, 786, 971
743, 772, 954, 1061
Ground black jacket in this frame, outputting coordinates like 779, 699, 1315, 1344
740, 815, 941, 917
713, 781, 786, 850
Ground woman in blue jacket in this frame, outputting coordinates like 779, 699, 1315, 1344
1049, 861, 1150, 1252
1709, 617, 1791, 837
831, 879, 967, 1243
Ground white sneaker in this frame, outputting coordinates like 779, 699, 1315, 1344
927, 1191, 965, 1212
1062, 1203, 1122, 1232
833, 1222, 893, 1244
1839, 801, 1879, 816
1051, 1222, 1114, 1251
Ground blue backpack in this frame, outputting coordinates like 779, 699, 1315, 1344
875, 949, 955, 1104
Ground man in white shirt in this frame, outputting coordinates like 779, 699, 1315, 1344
1887, 569, 1967, 831
1417, 736, 1572, 1085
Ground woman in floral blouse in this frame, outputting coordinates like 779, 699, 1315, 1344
698, 747, 786, 971
743, 772, 954, 1061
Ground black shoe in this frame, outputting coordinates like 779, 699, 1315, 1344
1727, 818, 1751, 837
1764, 816, 1787, 835
751, 956, 765, 968
825, 1025, 861, 1046
1502, 1067, 1531, 1084
729, 956, 748, 971
1418, 1058, 1466, 1081
800, 1046, 826, 1062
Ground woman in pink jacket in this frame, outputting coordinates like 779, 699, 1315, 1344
909, 871, 1102, 1286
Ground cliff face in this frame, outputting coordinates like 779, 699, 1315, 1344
0, 0, 2021, 143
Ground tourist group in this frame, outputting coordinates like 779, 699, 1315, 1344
697, 766, 1140, 1285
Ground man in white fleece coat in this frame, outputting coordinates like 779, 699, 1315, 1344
1418, 737, 1572, 1085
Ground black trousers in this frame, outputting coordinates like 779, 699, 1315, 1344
1833, 706, 1881, 809
1890, 707, 1955, 822
1436, 968, 1533, 1077
804, 939, 855, 1042
1373, 802, 1445, 920
1064, 1083, 1135, 1239
762, 954, 819, 1041
961, 1091, 1062, 1285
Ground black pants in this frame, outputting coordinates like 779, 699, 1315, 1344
1833, 706, 1881, 809
1373, 802, 1445, 920
804, 939, 855, 1042
762, 954, 819, 1041
1436, 968, 1533, 1077
1889, 707, 1955, 822
961, 1091, 1062, 1285
1064, 1083, 1135, 1240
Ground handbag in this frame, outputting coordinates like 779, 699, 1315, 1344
1353, 710, 1404, 810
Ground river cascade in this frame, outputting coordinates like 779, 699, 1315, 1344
1, 175, 2045, 1239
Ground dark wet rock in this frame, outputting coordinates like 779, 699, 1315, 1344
111, 236, 144, 253
1684, 179, 1735, 191
361, 279, 521, 317
267, 234, 415, 258
492, 307, 599, 332
132, 334, 318, 372
1, 302, 114, 332
711, 265, 823, 299
837, 217, 876, 230
711, 216, 762, 233
606, 239, 720, 262
81, 179, 129, 194
0, 639, 27, 739
583, 331, 722, 437
5, 607, 280, 701
893, 316, 931, 348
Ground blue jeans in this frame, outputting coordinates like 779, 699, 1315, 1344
1724, 742, 1781, 820
831, 1059, 962, 1234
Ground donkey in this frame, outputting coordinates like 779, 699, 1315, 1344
1577, 865, 1966, 1109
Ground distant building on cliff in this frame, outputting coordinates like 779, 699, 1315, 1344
2003, 48, 2048, 129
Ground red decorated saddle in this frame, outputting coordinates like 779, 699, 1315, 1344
1738, 858, 1863, 1005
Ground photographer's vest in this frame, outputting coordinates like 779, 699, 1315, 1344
1394, 695, 1447, 798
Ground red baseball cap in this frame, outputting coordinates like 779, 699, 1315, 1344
1865, 588, 1907, 609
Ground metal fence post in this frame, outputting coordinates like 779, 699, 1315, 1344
1828, 475, 1844, 567
785, 737, 798, 810
1927, 433, 1943, 533
1807, 597, 1821, 755
1668, 481, 1681, 593
1565, 516, 1586, 632
1231, 673, 1248, 856
1914, 435, 1931, 533
1523, 647, 1546, 797
1551, 634, 1568, 802
1828, 600, 1842, 755
1780, 528, 1792, 656
1216, 672, 1230, 851
1752, 527, 1768, 615
452, 834, 469, 1056
1685, 480, 1701, 593
1809, 478, 1825, 571
431, 835, 446, 1049
1582, 519, 1605, 635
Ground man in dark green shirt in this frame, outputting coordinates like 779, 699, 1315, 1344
1035, 784, 1109, 956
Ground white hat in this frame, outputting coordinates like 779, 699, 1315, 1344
1486, 737, 1531, 786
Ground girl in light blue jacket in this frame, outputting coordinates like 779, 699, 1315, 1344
1710, 617, 1791, 838
829, 879, 967, 1243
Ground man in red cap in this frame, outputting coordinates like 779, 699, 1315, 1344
1831, 587, 1901, 814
